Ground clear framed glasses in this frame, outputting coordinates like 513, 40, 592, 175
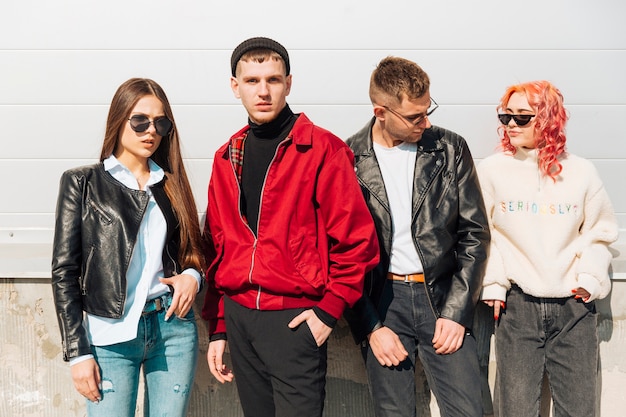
383, 97, 438, 126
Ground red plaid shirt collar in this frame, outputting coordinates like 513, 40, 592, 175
229, 132, 248, 184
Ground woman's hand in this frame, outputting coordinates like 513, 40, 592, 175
572, 287, 591, 302
71, 358, 101, 403
159, 274, 198, 320
483, 299, 506, 320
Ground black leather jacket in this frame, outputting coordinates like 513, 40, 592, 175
344, 119, 490, 343
51, 163, 183, 361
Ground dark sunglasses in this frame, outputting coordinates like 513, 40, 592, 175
497, 114, 535, 127
383, 97, 439, 127
128, 114, 173, 136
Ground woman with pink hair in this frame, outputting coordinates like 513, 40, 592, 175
478, 80, 618, 417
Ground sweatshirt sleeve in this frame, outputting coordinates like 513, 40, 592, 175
575, 170, 618, 301
477, 159, 510, 301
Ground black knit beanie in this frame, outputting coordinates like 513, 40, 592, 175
230, 37, 290, 77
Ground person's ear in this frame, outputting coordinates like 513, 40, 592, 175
230, 77, 241, 99
284, 74, 293, 96
373, 105, 386, 121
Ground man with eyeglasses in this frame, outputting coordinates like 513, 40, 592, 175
344, 56, 490, 417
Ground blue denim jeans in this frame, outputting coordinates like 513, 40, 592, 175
362, 280, 482, 417
87, 303, 198, 417
494, 284, 599, 417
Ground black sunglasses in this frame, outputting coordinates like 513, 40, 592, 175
497, 114, 535, 127
128, 114, 173, 136
383, 97, 439, 127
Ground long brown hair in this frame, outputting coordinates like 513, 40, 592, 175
100, 78, 205, 272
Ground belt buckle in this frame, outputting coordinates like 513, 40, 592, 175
404, 275, 410, 283
154, 297, 162, 312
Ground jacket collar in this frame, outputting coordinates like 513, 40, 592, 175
222, 113, 314, 181
347, 118, 390, 212
227, 112, 314, 146
348, 117, 443, 157
347, 118, 446, 218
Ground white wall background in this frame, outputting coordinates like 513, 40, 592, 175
1, 1, 625, 416
1, 0, 625, 267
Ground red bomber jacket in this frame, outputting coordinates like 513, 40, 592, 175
201, 113, 379, 336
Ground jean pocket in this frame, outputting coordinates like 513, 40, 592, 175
174, 307, 196, 322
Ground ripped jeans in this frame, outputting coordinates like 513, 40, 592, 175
87, 306, 198, 417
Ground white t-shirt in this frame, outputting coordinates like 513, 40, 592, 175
373, 141, 424, 274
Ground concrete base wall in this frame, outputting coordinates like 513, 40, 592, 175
1, 278, 625, 417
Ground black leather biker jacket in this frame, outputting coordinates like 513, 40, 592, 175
51, 163, 183, 361
344, 119, 490, 343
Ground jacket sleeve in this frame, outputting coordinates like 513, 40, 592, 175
51, 170, 92, 361
440, 140, 490, 328
201, 172, 227, 336
342, 286, 383, 344
314, 146, 380, 320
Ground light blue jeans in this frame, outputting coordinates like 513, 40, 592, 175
87, 305, 198, 417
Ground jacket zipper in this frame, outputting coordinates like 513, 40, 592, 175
122, 194, 150, 316
230, 137, 290, 309
410, 241, 438, 319
165, 245, 179, 275
410, 158, 441, 320
422, 277, 438, 318
228, 144, 260, 303
434, 171, 452, 209
58, 312, 69, 358
87, 198, 113, 224
81, 246, 95, 295
254, 137, 291, 309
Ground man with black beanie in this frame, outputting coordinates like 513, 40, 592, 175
201, 36, 379, 417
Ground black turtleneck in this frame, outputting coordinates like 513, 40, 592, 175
241, 104, 297, 236
238, 104, 338, 330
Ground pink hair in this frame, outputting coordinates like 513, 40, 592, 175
498, 80, 568, 181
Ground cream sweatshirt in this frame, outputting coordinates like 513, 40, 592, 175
478, 148, 618, 302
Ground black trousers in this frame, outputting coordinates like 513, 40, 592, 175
224, 296, 328, 417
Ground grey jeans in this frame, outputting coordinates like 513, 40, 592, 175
362, 280, 482, 417
494, 284, 599, 417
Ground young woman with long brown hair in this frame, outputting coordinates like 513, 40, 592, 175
52, 78, 204, 417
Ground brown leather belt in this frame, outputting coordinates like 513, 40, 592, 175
387, 272, 425, 283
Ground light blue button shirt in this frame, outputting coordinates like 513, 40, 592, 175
70, 156, 200, 365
